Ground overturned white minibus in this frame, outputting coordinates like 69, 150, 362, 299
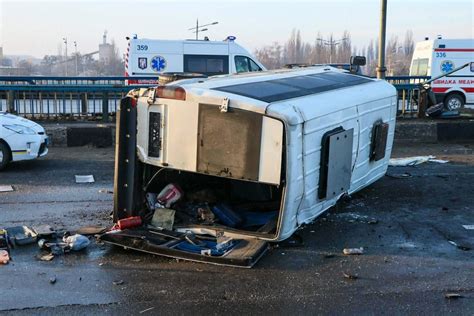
100, 67, 397, 267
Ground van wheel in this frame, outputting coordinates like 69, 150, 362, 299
444, 93, 464, 111
0, 142, 11, 170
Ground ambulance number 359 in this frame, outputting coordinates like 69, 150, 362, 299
137, 45, 148, 51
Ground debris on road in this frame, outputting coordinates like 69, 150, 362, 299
343, 272, 358, 280
39, 253, 54, 261
448, 240, 471, 251
98, 189, 113, 194
75, 225, 107, 236
75, 175, 95, 183
343, 247, 364, 255
386, 172, 412, 179
0, 185, 14, 193
6, 226, 38, 246
139, 307, 155, 314
445, 293, 463, 299
0, 250, 10, 264
63, 234, 90, 251
389, 156, 449, 167
113, 280, 124, 285
333, 213, 378, 224
49, 276, 56, 284
462, 225, 474, 230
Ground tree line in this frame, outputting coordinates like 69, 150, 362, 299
254, 29, 415, 76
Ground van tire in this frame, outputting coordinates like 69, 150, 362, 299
0, 141, 11, 171
444, 93, 464, 111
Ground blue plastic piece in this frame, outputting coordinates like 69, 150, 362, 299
211, 204, 244, 228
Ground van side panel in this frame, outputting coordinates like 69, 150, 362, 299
350, 96, 396, 192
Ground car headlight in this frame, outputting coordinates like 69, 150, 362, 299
3, 124, 37, 135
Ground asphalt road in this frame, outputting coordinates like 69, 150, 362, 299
0, 144, 473, 315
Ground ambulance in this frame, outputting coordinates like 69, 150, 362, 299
99, 66, 397, 267
410, 38, 474, 110
125, 35, 266, 84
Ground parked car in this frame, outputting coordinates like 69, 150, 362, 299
0, 112, 48, 170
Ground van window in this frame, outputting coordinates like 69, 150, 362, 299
235, 56, 262, 73
183, 55, 229, 76
410, 58, 429, 76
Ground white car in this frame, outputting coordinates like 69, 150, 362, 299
0, 112, 48, 170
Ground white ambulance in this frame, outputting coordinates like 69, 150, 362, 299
125, 36, 266, 84
410, 38, 474, 110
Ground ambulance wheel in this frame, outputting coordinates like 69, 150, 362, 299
0, 142, 11, 171
444, 93, 464, 111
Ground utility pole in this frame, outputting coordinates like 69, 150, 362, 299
317, 36, 348, 64
73, 41, 78, 76
376, 0, 388, 79
189, 20, 218, 40
63, 37, 68, 76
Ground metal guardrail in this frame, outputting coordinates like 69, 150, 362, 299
0, 76, 155, 121
384, 76, 430, 116
0, 75, 431, 120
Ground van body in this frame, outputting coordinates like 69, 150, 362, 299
125, 37, 266, 84
410, 38, 474, 109
100, 67, 397, 267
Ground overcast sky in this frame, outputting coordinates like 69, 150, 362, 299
0, 0, 472, 58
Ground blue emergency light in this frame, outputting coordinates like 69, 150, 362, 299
226, 36, 236, 42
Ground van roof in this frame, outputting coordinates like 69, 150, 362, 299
181, 67, 374, 103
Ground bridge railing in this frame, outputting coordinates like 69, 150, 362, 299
384, 75, 430, 116
0, 76, 155, 121
0, 75, 431, 120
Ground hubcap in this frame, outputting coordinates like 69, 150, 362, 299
448, 98, 462, 110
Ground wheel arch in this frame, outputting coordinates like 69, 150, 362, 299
0, 138, 12, 162
444, 90, 466, 104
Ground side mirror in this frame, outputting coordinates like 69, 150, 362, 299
350, 56, 366, 66
470, 62, 474, 72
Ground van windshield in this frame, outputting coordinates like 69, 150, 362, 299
410, 58, 429, 76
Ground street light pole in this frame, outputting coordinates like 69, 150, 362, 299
73, 41, 78, 76
63, 37, 68, 76
376, 0, 388, 79
317, 36, 347, 64
189, 20, 219, 40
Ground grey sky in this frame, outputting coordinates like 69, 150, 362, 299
0, 0, 472, 58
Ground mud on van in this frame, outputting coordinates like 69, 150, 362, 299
99, 67, 397, 267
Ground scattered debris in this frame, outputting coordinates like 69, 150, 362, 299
0, 185, 14, 193
98, 189, 113, 194
343, 272, 358, 280
462, 225, 474, 230
389, 156, 449, 167
63, 234, 90, 251
445, 293, 463, 299
150, 208, 176, 230
0, 250, 10, 264
49, 276, 57, 284
32, 225, 55, 238
323, 253, 335, 258
386, 172, 412, 179
139, 307, 155, 314
6, 226, 37, 246
113, 280, 124, 285
39, 253, 55, 261
75, 225, 107, 236
334, 213, 378, 224
448, 240, 471, 251
75, 175, 95, 183
343, 247, 364, 255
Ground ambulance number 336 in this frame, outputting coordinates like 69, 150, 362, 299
137, 45, 148, 51
435, 52, 446, 58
